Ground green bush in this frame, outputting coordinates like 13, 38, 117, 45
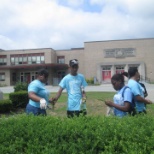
86, 78, 94, 84
0, 99, 12, 112
0, 115, 154, 154
9, 91, 28, 108
14, 82, 28, 92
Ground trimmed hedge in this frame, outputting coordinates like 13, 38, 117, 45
9, 91, 28, 108
0, 99, 12, 112
0, 115, 154, 154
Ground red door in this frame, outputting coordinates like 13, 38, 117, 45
102, 71, 111, 82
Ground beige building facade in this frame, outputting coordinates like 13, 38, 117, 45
0, 38, 154, 86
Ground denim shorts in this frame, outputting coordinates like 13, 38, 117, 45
26, 103, 46, 116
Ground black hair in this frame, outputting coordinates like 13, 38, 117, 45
37, 68, 49, 77
111, 73, 125, 84
128, 67, 138, 78
123, 72, 128, 78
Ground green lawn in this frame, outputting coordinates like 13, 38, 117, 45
2, 92, 154, 117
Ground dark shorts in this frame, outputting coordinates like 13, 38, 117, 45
67, 110, 87, 118
26, 103, 46, 116
138, 110, 147, 114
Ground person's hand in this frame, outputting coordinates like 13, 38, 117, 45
105, 100, 113, 107
146, 99, 153, 104
49, 97, 57, 105
40, 98, 47, 109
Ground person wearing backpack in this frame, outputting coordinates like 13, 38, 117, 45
127, 67, 152, 114
105, 73, 133, 117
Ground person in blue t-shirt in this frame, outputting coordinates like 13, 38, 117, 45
105, 73, 133, 118
127, 67, 152, 114
26, 68, 50, 116
51, 59, 88, 118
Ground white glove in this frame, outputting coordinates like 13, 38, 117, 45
82, 97, 86, 103
40, 98, 47, 110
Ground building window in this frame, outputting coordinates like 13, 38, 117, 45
116, 66, 124, 74
57, 56, 65, 64
0, 55, 7, 65
102, 66, 111, 70
10, 53, 45, 65
0, 73, 5, 81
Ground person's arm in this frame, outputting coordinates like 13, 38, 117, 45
105, 101, 131, 112
28, 91, 47, 109
28, 92, 42, 102
81, 86, 86, 98
135, 95, 152, 104
49, 87, 63, 104
54, 87, 63, 101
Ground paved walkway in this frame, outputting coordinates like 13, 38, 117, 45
1, 83, 154, 102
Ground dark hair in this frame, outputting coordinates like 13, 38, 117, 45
123, 72, 128, 78
38, 68, 49, 78
128, 67, 138, 78
111, 73, 125, 84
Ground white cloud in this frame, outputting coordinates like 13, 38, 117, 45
0, 0, 154, 50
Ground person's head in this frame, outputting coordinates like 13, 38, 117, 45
111, 73, 125, 91
69, 59, 79, 76
37, 68, 49, 84
128, 67, 140, 81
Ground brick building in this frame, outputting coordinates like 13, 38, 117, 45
0, 38, 154, 86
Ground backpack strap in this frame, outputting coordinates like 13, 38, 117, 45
122, 86, 136, 115
122, 86, 129, 98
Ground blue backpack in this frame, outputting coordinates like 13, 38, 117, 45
122, 86, 136, 116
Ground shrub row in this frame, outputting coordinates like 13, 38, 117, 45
0, 115, 154, 154
0, 91, 28, 113
0, 99, 12, 112
9, 91, 28, 108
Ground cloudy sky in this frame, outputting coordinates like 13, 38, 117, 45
0, 0, 154, 50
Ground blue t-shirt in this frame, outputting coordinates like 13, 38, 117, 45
28, 80, 49, 108
127, 79, 145, 112
59, 73, 88, 111
113, 86, 133, 117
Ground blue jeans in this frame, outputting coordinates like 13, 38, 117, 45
26, 103, 46, 116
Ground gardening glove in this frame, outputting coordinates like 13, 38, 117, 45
82, 97, 86, 103
80, 97, 87, 110
40, 98, 47, 110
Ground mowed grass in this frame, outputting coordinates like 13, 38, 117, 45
3, 92, 115, 117
3, 92, 154, 117
47, 92, 116, 117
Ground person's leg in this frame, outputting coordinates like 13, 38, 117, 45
67, 111, 74, 118
80, 110, 87, 116
138, 110, 147, 114
74, 111, 80, 117
67, 111, 80, 118
38, 108, 47, 116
